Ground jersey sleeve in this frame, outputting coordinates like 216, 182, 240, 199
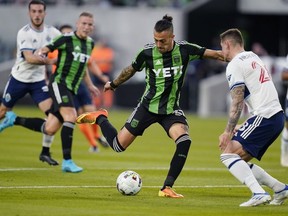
185, 42, 206, 60
131, 48, 146, 71
46, 35, 66, 52
226, 61, 245, 90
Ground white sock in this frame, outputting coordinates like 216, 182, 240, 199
249, 163, 285, 192
42, 134, 54, 148
221, 153, 266, 194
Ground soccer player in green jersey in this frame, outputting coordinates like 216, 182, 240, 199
6, 12, 99, 173
37, 12, 98, 172
76, 15, 224, 195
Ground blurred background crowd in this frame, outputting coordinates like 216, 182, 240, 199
0, 0, 288, 116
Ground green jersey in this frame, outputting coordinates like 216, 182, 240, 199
47, 32, 94, 94
132, 40, 206, 114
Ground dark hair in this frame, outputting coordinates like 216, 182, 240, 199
220, 28, 244, 46
59, 24, 73, 33
28, 0, 46, 11
154, 14, 173, 33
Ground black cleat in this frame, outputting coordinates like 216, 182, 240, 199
39, 153, 59, 166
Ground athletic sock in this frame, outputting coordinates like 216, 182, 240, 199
96, 116, 124, 152
162, 134, 191, 189
61, 122, 75, 160
41, 146, 50, 155
42, 133, 54, 146
14, 116, 45, 132
221, 153, 265, 193
249, 163, 286, 192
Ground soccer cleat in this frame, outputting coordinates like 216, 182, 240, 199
97, 136, 109, 148
270, 185, 288, 205
39, 153, 59, 166
158, 186, 184, 198
239, 192, 271, 207
62, 159, 83, 173
89, 146, 100, 153
0, 111, 17, 132
76, 109, 108, 124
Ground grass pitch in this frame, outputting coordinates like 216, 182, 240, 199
0, 106, 287, 216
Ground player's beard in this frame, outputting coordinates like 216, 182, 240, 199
31, 18, 44, 28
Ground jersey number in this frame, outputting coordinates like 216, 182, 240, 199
252, 61, 271, 84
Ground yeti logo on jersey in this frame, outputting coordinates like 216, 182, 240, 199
72, 52, 90, 63
130, 119, 139, 128
152, 65, 183, 78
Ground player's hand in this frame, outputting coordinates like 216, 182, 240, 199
104, 81, 115, 92
88, 85, 100, 97
218, 131, 232, 152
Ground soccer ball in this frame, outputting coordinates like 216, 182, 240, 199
116, 170, 142, 195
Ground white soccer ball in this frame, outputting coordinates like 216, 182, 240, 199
116, 170, 142, 195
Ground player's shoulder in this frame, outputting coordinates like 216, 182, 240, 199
44, 24, 61, 34
18, 24, 31, 33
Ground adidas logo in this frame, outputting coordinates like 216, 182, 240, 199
75, 46, 81, 51
154, 59, 162, 65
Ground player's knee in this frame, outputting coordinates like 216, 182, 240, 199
42, 123, 56, 136
112, 137, 126, 153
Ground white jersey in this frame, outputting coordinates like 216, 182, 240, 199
11, 24, 61, 83
226, 51, 282, 118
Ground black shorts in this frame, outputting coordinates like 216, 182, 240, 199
124, 103, 188, 136
49, 81, 75, 113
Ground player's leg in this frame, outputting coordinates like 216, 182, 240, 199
0, 76, 26, 131
220, 142, 270, 206
76, 103, 146, 152
74, 84, 104, 152
158, 111, 191, 198
30, 80, 57, 165
221, 113, 284, 206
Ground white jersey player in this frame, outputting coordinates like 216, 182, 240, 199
218, 28, 287, 207
11, 23, 60, 83
0, 0, 60, 166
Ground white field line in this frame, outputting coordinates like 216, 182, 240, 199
0, 168, 49, 172
0, 185, 246, 189
0, 167, 283, 172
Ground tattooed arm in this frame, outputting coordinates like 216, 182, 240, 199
218, 85, 245, 151
225, 85, 245, 133
104, 65, 137, 92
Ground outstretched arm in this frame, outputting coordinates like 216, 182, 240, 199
203, 49, 225, 61
104, 64, 137, 92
